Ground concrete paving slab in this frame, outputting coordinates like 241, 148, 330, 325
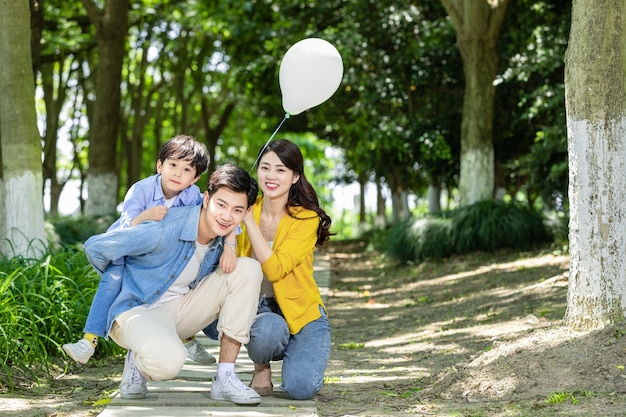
145, 380, 213, 392
99, 405, 317, 417
107, 390, 315, 407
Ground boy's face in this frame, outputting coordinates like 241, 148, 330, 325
199, 187, 249, 240
157, 158, 200, 199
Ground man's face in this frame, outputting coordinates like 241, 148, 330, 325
202, 187, 249, 237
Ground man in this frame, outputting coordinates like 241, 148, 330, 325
84, 164, 262, 405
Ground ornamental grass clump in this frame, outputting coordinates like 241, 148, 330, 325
0, 246, 120, 391
386, 216, 454, 263
385, 199, 552, 264
450, 199, 551, 254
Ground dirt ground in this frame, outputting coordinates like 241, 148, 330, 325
3, 239, 626, 416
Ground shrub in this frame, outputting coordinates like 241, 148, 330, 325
385, 199, 553, 264
386, 217, 454, 263
544, 210, 569, 250
0, 246, 122, 390
451, 199, 551, 254
360, 226, 392, 252
386, 218, 420, 264
47, 214, 115, 246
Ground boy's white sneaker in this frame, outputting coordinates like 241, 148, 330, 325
62, 339, 95, 364
184, 337, 216, 364
120, 350, 148, 399
210, 371, 261, 405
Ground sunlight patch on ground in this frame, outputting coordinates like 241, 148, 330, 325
365, 330, 468, 356
377, 270, 567, 315
362, 314, 553, 360
466, 325, 588, 368
323, 371, 427, 385
334, 276, 377, 285
372, 254, 570, 298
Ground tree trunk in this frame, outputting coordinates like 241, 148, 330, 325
428, 173, 442, 214
440, 0, 509, 206
564, 0, 626, 330
41, 62, 69, 217
494, 157, 506, 200
375, 177, 386, 228
0, 0, 47, 258
201, 99, 236, 175
123, 40, 161, 193
82, 0, 129, 216
357, 176, 366, 234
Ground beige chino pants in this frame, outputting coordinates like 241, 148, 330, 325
109, 256, 262, 381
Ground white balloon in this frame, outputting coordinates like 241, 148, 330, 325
279, 38, 344, 116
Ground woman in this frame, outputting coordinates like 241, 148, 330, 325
226, 139, 332, 400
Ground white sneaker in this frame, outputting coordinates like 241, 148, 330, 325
120, 350, 148, 399
184, 337, 216, 364
62, 339, 95, 364
211, 371, 261, 405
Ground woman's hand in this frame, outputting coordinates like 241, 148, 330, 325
244, 209, 256, 228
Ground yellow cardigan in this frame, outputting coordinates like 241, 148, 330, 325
237, 196, 326, 334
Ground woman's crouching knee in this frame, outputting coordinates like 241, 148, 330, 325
283, 375, 323, 400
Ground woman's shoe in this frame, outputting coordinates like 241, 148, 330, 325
249, 382, 273, 396
249, 370, 273, 396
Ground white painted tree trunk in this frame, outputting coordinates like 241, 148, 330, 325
440, 0, 509, 206
0, 0, 47, 258
564, 0, 626, 330
459, 147, 494, 206
85, 173, 119, 217
82, 1, 129, 217
1, 174, 47, 258
427, 182, 441, 214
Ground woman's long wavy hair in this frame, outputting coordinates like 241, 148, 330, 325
256, 139, 334, 246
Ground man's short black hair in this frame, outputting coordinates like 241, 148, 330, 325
207, 164, 258, 208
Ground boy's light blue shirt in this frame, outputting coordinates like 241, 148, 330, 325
108, 174, 202, 231
84, 204, 225, 337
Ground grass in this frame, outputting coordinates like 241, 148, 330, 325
0, 245, 122, 391
380, 199, 556, 264
337, 342, 365, 349
545, 391, 580, 405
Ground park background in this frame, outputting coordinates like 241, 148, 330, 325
5, 0, 572, 245
3, 1, 626, 415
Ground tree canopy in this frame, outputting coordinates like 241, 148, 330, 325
1, 0, 570, 241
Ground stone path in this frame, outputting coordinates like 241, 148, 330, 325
98, 252, 330, 417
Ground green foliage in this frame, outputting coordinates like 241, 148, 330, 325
330, 209, 361, 240
387, 217, 454, 263
384, 199, 553, 264
545, 391, 584, 405
451, 200, 551, 254
35, 0, 573, 226
495, 0, 570, 209
543, 210, 569, 250
0, 247, 123, 391
47, 215, 115, 246
338, 342, 365, 349
360, 226, 393, 252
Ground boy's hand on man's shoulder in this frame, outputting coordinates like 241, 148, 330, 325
133, 206, 168, 226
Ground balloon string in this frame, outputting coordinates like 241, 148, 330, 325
250, 113, 290, 172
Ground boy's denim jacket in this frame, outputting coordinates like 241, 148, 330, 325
84, 203, 225, 337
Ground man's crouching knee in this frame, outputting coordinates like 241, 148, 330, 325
139, 344, 187, 381
237, 256, 262, 274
